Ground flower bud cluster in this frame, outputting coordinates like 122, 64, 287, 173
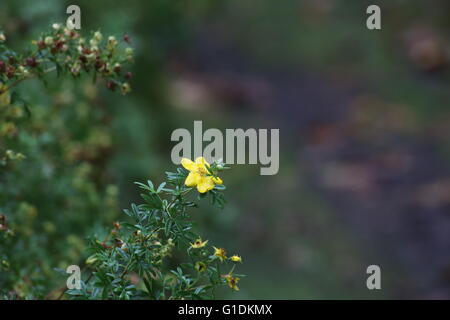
0, 23, 134, 97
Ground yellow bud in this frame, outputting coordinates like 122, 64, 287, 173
44, 36, 54, 45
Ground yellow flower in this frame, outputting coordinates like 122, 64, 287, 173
230, 255, 242, 263
0, 84, 11, 108
213, 246, 227, 261
195, 261, 207, 273
224, 273, 240, 291
181, 157, 223, 193
190, 238, 208, 249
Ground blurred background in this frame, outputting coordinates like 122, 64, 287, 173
1, 0, 450, 299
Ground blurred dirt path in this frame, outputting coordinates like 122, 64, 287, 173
171, 34, 450, 298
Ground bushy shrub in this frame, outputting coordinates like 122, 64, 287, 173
0, 23, 133, 299
66, 158, 244, 300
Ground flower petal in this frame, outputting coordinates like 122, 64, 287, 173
181, 158, 196, 171
195, 156, 210, 169
185, 172, 200, 187
212, 176, 223, 184
197, 176, 215, 193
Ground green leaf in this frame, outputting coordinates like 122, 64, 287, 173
157, 182, 166, 193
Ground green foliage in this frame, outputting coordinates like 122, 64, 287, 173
67, 161, 244, 300
0, 23, 133, 299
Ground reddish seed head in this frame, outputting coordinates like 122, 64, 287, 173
6, 66, 15, 78
79, 55, 87, 63
106, 81, 116, 91
114, 238, 124, 247
95, 60, 104, 70
124, 71, 133, 79
26, 57, 38, 67
123, 34, 131, 43
55, 40, 65, 49
37, 40, 46, 50
0, 214, 7, 231
100, 242, 109, 249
